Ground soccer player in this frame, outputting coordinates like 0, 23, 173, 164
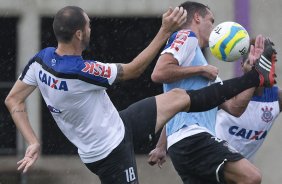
215, 40, 282, 162
5, 5, 275, 184
148, 1, 277, 184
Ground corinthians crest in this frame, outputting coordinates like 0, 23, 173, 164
261, 106, 273, 123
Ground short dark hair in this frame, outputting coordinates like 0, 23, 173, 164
53, 6, 87, 43
179, 1, 210, 26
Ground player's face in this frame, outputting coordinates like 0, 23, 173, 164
199, 9, 214, 47
82, 12, 91, 49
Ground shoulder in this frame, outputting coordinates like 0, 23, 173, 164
37, 47, 56, 58
168, 29, 198, 43
164, 29, 198, 51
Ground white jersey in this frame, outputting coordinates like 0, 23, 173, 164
20, 47, 125, 163
215, 87, 280, 161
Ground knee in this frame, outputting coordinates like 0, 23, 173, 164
242, 168, 262, 184
169, 88, 189, 100
170, 88, 190, 105
169, 88, 190, 110
247, 170, 262, 184
225, 160, 262, 184
169, 88, 187, 96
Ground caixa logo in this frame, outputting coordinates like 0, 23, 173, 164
229, 126, 267, 140
39, 70, 68, 91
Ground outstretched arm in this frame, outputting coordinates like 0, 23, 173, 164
152, 53, 219, 83
148, 127, 167, 168
220, 35, 264, 116
5, 80, 40, 173
114, 7, 187, 82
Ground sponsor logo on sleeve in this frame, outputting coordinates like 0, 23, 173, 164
170, 30, 190, 51
82, 61, 111, 78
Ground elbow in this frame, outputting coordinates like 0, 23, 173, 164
5, 95, 13, 111
151, 72, 166, 83
151, 73, 160, 83
5, 94, 19, 112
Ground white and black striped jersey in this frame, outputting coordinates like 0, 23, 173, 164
215, 87, 280, 161
20, 47, 125, 163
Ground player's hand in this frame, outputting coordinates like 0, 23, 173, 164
248, 34, 264, 65
202, 65, 219, 81
17, 143, 40, 173
161, 6, 187, 34
253, 36, 277, 87
147, 147, 167, 168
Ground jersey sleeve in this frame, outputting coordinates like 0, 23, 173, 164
19, 56, 38, 86
79, 60, 117, 88
161, 30, 198, 66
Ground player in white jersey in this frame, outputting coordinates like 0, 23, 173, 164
216, 40, 282, 162
5, 5, 276, 184
148, 1, 277, 184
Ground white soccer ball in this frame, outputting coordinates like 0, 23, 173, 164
209, 21, 250, 62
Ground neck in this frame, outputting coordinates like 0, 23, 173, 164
186, 25, 204, 48
56, 42, 83, 56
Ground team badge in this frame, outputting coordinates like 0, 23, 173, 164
261, 106, 273, 123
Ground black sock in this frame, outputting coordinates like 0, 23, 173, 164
187, 69, 259, 112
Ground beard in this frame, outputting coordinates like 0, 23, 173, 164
81, 32, 90, 50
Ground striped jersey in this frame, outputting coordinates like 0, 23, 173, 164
20, 47, 125, 163
161, 29, 218, 144
216, 87, 280, 161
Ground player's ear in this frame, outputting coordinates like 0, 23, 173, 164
75, 30, 83, 41
194, 12, 201, 23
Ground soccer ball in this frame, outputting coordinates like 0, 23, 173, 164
209, 21, 250, 62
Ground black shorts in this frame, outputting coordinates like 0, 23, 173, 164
168, 132, 244, 184
85, 97, 157, 184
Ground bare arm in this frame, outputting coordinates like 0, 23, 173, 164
151, 53, 218, 83
148, 127, 167, 167
219, 87, 256, 117
5, 80, 40, 173
220, 35, 265, 116
114, 7, 187, 82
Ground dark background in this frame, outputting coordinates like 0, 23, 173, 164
0, 17, 18, 155
0, 16, 163, 155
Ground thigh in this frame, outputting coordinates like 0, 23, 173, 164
85, 133, 138, 184
168, 132, 243, 184
224, 158, 261, 184
119, 97, 158, 152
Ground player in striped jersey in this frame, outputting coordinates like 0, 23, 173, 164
216, 40, 282, 162
5, 5, 276, 184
